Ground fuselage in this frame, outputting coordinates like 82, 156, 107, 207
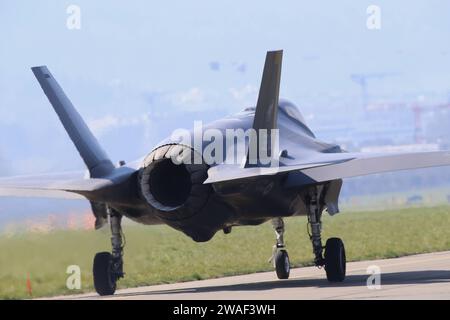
110, 100, 344, 242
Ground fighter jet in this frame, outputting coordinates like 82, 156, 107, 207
2, 50, 450, 296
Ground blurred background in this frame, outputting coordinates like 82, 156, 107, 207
1, 0, 450, 233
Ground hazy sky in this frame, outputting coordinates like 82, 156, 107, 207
1, 1, 450, 175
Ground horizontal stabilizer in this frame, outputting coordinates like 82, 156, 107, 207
204, 159, 351, 184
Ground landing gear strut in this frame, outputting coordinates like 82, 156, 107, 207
306, 186, 346, 282
269, 218, 290, 279
93, 207, 125, 296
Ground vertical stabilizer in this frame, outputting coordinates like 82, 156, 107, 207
32, 66, 115, 178
245, 50, 283, 167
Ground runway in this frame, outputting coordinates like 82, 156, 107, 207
58, 251, 450, 300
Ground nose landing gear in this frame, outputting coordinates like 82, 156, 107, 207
269, 218, 291, 279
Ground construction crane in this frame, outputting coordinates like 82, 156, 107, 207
350, 72, 398, 110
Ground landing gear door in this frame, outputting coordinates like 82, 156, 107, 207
324, 179, 343, 216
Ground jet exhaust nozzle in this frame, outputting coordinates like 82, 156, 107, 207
138, 144, 211, 219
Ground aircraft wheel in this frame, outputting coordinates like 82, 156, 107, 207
93, 252, 117, 296
275, 249, 290, 279
324, 238, 346, 282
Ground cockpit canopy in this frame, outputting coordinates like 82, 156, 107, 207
241, 99, 314, 137
243, 100, 305, 123
242, 100, 315, 137
278, 100, 306, 124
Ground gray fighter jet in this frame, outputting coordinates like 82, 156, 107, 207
2, 50, 450, 295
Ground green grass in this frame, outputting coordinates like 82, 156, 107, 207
1, 206, 450, 299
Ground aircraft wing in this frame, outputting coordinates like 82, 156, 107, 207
284, 150, 450, 187
204, 50, 450, 186
0, 66, 138, 201
0, 171, 119, 199
205, 150, 450, 185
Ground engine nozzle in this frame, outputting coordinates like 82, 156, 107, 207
139, 144, 211, 218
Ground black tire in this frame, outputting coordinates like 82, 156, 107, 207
275, 250, 290, 279
93, 252, 116, 296
324, 238, 346, 282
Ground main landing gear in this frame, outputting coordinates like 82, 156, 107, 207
306, 186, 346, 282
270, 186, 346, 282
93, 207, 125, 296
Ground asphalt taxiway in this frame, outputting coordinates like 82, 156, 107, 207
54, 251, 450, 300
